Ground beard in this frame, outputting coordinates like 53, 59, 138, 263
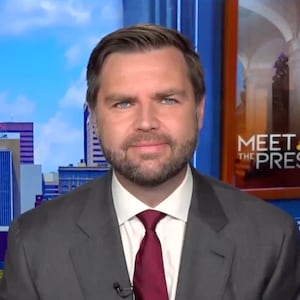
99, 128, 198, 187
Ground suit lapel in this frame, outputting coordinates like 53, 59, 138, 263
175, 170, 235, 300
69, 173, 133, 299
67, 168, 234, 299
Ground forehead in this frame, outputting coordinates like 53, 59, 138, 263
101, 47, 188, 74
96, 48, 195, 101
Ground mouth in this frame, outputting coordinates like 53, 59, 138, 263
129, 141, 169, 153
132, 141, 167, 147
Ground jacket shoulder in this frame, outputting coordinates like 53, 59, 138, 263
193, 169, 297, 230
11, 173, 111, 237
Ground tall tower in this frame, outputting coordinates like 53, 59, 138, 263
0, 138, 21, 225
0, 149, 13, 227
0, 122, 34, 164
83, 103, 109, 168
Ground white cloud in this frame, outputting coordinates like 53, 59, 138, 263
0, 0, 124, 35
0, 0, 125, 172
65, 1, 90, 23
65, 44, 82, 67
99, 3, 123, 23
34, 112, 83, 172
0, 92, 36, 121
59, 69, 86, 109
0, 0, 91, 34
64, 34, 105, 68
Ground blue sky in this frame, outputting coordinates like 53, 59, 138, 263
0, 0, 123, 173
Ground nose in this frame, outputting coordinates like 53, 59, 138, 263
134, 101, 159, 131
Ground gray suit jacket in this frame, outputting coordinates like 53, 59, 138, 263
0, 169, 300, 300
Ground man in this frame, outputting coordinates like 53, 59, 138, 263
0, 24, 299, 300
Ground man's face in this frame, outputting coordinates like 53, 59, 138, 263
92, 47, 205, 186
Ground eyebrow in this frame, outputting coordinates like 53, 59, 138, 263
104, 94, 137, 103
103, 88, 187, 103
153, 88, 187, 99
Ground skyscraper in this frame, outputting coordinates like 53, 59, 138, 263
0, 149, 13, 227
0, 138, 21, 225
0, 122, 34, 164
83, 103, 109, 168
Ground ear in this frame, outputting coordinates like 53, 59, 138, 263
196, 96, 206, 130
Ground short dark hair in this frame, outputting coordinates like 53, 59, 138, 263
86, 23, 205, 110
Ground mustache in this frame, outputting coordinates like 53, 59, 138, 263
121, 132, 173, 149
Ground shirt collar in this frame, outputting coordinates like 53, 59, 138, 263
112, 165, 193, 225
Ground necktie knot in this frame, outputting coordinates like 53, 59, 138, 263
137, 209, 165, 231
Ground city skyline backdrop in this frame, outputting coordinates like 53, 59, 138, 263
0, 0, 123, 172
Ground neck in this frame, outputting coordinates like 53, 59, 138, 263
115, 165, 188, 207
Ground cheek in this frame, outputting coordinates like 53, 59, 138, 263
171, 113, 198, 133
97, 123, 123, 149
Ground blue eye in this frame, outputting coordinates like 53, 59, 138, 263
161, 98, 177, 105
115, 101, 132, 109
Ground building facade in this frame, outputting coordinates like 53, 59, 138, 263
20, 164, 42, 213
42, 172, 59, 200
58, 166, 109, 195
0, 149, 13, 227
0, 122, 34, 164
0, 138, 21, 225
83, 103, 109, 168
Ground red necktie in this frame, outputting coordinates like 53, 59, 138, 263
133, 210, 169, 300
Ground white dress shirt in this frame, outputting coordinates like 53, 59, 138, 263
112, 165, 193, 300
